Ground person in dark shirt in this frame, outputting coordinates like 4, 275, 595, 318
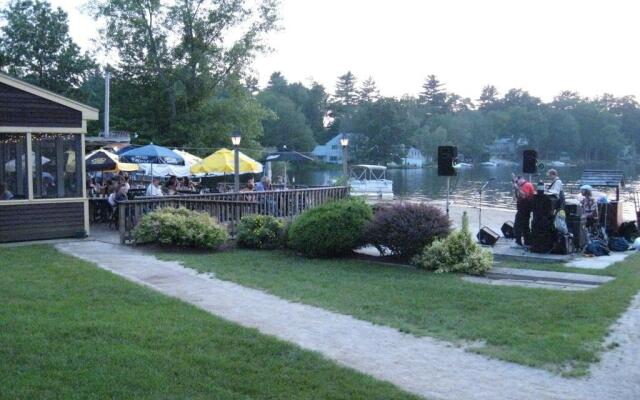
0, 182, 14, 200
512, 174, 535, 247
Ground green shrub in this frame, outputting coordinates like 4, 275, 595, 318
288, 198, 372, 258
413, 212, 493, 275
133, 207, 228, 250
237, 215, 285, 250
365, 202, 451, 259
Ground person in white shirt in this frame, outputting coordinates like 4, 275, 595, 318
546, 169, 563, 195
145, 177, 163, 197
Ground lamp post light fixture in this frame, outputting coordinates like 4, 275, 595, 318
340, 136, 349, 178
231, 131, 241, 192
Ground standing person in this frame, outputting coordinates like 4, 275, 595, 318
546, 169, 563, 196
512, 174, 535, 247
146, 177, 163, 197
0, 182, 13, 200
580, 185, 599, 229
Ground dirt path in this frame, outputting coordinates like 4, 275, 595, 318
57, 241, 640, 400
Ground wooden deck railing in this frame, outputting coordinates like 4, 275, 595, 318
118, 186, 350, 244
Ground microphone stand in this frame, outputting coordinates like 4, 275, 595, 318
478, 178, 495, 229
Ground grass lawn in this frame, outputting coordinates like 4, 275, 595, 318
0, 245, 420, 400
160, 249, 640, 376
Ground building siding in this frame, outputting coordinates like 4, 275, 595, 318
0, 202, 86, 242
0, 82, 82, 128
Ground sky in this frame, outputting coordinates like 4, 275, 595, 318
28, 0, 640, 101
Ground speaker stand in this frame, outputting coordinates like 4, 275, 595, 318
446, 176, 450, 215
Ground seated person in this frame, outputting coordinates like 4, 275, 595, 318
256, 176, 272, 191
242, 177, 255, 192
165, 175, 178, 195
0, 182, 14, 200
145, 177, 163, 197
108, 184, 128, 209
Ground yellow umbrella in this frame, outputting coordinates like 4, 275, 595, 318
190, 148, 263, 175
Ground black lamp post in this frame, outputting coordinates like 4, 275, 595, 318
340, 136, 349, 178
231, 131, 241, 192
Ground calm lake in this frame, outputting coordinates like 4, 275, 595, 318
297, 163, 640, 217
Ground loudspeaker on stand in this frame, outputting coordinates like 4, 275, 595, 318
523, 150, 537, 174
437, 146, 457, 176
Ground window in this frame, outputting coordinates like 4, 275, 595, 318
331, 145, 339, 150
330, 156, 338, 161
32, 133, 82, 198
0, 133, 28, 200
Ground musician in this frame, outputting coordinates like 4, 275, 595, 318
512, 174, 535, 247
546, 169, 563, 195
580, 184, 598, 229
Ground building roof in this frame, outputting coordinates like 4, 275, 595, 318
0, 71, 99, 121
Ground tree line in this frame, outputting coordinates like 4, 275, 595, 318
2, 0, 639, 164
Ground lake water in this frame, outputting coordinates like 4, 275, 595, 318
296, 164, 640, 218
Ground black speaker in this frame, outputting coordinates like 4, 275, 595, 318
566, 216, 587, 250
437, 146, 457, 176
501, 221, 515, 239
523, 150, 537, 174
552, 233, 575, 255
564, 203, 583, 218
477, 226, 500, 246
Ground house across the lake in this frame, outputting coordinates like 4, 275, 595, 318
402, 147, 426, 168
0, 72, 99, 243
312, 133, 350, 164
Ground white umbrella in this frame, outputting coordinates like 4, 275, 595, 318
173, 149, 203, 167
138, 163, 192, 177
4, 153, 50, 173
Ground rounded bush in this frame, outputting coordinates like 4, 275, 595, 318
413, 212, 492, 275
237, 215, 285, 250
365, 202, 450, 259
288, 198, 372, 258
133, 207, 228, 250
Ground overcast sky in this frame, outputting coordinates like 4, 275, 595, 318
36, 0, 640, 101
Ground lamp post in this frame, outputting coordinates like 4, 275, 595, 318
231, 131, 241, 192
340, 136, 349, 179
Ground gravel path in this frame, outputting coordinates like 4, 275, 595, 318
57, 241, 640, 400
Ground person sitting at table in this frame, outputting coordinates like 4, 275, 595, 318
101, 179, 115, 197
165, 175, 178, 195
256, 176, 272, 191
0, 182, 14, 200
146, 177, 163, 197
87, 178, 98, 197
242, 177, 255, 192
178, 176, 195, 191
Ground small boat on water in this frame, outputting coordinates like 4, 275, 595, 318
453, 162, 473, 169
480, 161, 497, 167
548, 160, 576, 167
349, 164, 394, 199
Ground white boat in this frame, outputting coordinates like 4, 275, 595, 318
349, 164, 394, 199
548, 160, 575, 167
480, 161, 497, 167
453, 162, 473, 169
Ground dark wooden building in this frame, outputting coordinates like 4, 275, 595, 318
0, 72, 99, 242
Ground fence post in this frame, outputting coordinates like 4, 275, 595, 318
119, 203, 127, 244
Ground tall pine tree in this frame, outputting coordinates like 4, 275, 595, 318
358, 76, 379, 103
419, 74, 448, 114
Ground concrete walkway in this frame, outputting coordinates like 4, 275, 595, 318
56, 241, 640, 400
